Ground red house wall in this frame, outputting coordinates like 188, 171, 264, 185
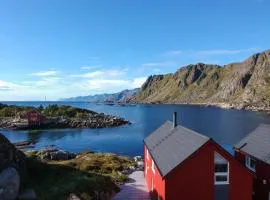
165, 141, 214, 200
145, 142, 253, 200
213, 144, 253, 200
144, 145, 165, 200
236, 150, 270, 200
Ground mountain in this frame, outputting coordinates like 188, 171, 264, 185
61, 88, 139, 103
132, 50, 270, 112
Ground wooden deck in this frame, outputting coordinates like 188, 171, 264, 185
113, 171, 150, 200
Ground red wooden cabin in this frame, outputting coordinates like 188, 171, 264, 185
144, 112, 253, 200
235, 124, 270, 200
27, 110, 46, 126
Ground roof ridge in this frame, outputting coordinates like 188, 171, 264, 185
168, 120, 210, 140
152, 122, 210, 150
234, 124, 266, 148
151, 121, 174, 150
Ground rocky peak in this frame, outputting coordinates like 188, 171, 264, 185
132, 49, 270, 111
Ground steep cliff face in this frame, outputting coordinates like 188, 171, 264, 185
133, 50, 270, 110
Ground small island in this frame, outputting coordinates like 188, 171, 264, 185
0, 103, 129, 130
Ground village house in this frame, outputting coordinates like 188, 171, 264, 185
26, 110, 46, 126
16, 110, 47, 128
235, 124, 270, 200
144, 112, 253, 200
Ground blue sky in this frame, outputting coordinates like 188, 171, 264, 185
0, 0, 269, 100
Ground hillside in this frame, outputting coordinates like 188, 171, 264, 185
133, 50, 270, 112
61, 88, 139, 103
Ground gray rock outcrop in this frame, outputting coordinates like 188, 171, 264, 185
0, 167, 20, 200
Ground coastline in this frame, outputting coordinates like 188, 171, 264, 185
132, 101, 270, 114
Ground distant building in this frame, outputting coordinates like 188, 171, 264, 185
144, 112, 253, 200
26, 110, 46, 126
235, 124, 270, 200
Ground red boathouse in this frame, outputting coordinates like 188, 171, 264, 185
144, 112, 253, 200
26, 110, 46, 126
235, 124, 270, 200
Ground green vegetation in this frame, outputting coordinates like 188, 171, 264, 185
42, 105, 97, 118
24, 152, 135, 200
0, 103, 33, 117
133, 50, 270, 111
0, 104, 97, 118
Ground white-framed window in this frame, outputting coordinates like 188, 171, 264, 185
214, 152, 229, 185
246, 155, 256, 172
146, 149, 149, 160
152, 159, 155, 174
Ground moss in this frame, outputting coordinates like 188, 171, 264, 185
48, 153, 135, 182
23, 152, 135, 200
0, 104, 97, 119
23, 158, 119, 200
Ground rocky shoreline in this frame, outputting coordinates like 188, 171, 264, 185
0, 113, 130, 130
0, 133, 144, 200
139, 101, 270, 114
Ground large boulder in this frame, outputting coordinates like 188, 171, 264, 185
0, 167, 20, 200
0, 134, 26, 176
37, 147, 76, 161
0, 134, 26, 200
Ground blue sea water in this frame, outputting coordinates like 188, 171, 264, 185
1, 101, 270, 156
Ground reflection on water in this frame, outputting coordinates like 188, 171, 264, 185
1, 102, 270, 156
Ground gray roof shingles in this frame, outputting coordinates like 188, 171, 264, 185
144, 121, 210, 177
235, 124, 270, 164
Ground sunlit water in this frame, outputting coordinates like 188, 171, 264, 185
1, 101, 270, 156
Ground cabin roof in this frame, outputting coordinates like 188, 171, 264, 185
144, 121, 210, 177
235, 124, 270, 165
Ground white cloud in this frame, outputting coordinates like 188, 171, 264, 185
142, 61, 175, 68
72, 69, 126, 79
131, 77, 147, 88
0, 80, 18, 91
80, 65, 102, 70
30, 70, 58, 77
87, 79, 130, 90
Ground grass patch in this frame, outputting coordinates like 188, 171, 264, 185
24, 152, 135, 200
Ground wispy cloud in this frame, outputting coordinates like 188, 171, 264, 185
30, 70, 59, 77
83, 76, 146, 91
131, 77, 147, 88
80, 65, 102, 70
142, 61, 175, 68
72, 69, 126, 79
0, 80, 16, 91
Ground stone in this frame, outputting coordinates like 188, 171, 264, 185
0, 167, 20, 200
18, 189, 37, 200
67, 193, 81, 200
136, 161, 144, 171
134, 156, 143, 162
37, 148, 76, 161
0, 134, 26, 181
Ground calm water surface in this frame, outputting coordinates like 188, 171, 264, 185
1, 102, 270, 156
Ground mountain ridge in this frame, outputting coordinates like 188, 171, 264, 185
132, 49, 270, 112
61, 88, 139, 103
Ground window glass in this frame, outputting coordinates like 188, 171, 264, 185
215, 175, 228, 182
215, 164, 228, 172
246, 156, 256, 172
214, 152, 229, 185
